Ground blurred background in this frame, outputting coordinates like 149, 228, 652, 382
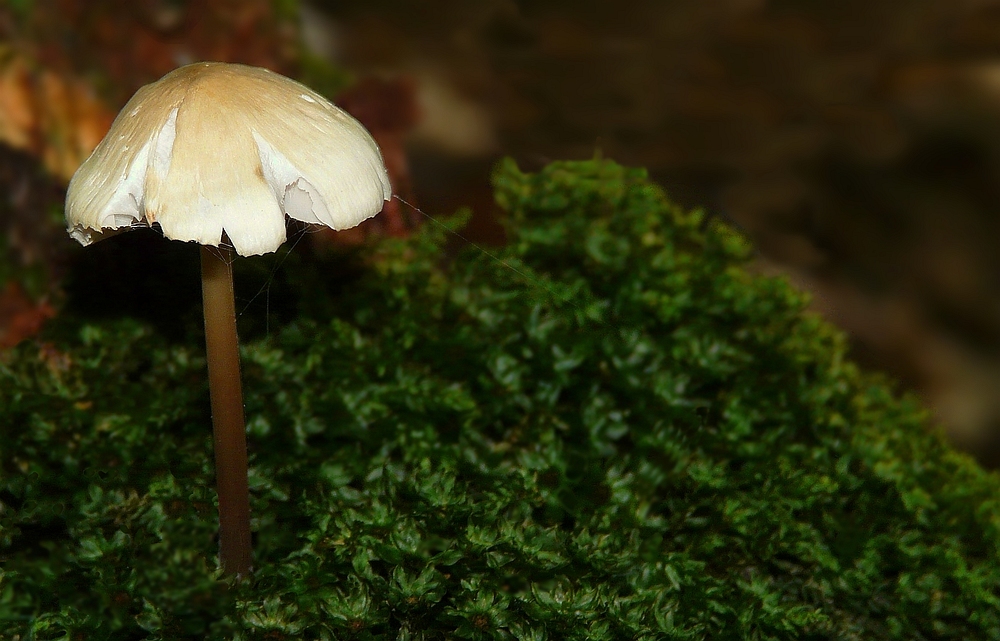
3, 0, 1000, 464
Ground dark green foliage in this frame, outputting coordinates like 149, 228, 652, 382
2, 158, 1000, 639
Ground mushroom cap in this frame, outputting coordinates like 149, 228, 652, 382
65, 62, 392, 256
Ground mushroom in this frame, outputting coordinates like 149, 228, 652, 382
65, 62, 392, 579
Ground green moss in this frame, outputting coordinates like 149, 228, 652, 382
2, 159, 999, 639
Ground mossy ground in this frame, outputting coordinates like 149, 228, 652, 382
2, 159, 999, 639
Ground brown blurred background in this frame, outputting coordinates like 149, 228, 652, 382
3, 0, 1000, 464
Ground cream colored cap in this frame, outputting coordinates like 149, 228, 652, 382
65, 62, 392, 256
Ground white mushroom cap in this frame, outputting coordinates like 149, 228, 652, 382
65, 62, 392, 256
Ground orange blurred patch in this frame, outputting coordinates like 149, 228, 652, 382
0, 50, 114, 183
0, 281, 55, 349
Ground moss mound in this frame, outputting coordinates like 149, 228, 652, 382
2, 159, 999, 639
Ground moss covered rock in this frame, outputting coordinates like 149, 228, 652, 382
2, 159, 999, 639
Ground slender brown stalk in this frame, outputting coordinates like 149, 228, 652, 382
200, 245, 252, 579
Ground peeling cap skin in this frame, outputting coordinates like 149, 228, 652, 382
65, 62, 392, 256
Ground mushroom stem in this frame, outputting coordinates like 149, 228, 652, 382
200, 245, 252, 579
